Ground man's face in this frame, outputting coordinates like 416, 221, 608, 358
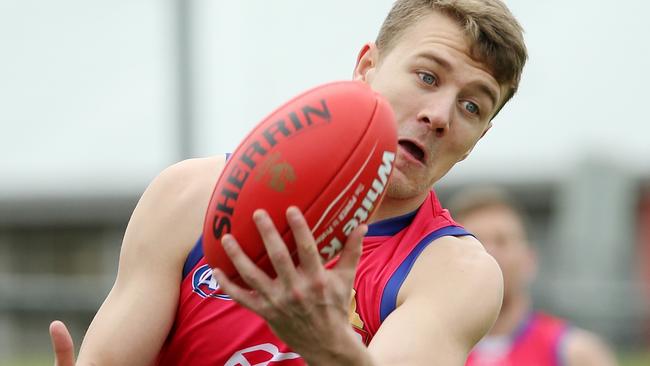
459, 205, 536, 299
355, 11, 503, 200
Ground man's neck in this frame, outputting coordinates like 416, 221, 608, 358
488, 293, 531, 337
369, 192, 429, 224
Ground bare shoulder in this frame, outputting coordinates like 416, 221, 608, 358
368, 235, 503, 364
120, 155, 226, 266
153, 155, 226, 199
412, 234, 498, 270
76, 155, 227, 364
401, 235, 503, 300
564, 328, 619, 366
399, 235, 504, 346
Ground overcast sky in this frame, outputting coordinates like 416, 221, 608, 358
2, 0, 649, 197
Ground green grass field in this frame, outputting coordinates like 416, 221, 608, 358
618, 350, 650, 366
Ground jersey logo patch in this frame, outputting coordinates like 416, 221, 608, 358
192, 264, 232, 300
225, 343, 301, 366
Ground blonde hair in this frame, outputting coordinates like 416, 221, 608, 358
376, 0, 528, 113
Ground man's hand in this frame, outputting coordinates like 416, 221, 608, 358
214, 206, 372, 366
50, 320, 75, 366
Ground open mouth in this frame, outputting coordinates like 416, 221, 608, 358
398, 139, 425, 163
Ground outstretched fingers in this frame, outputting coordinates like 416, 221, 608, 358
334, 224, 367, 276
220, 234, 272, 293
286, 206, 322, 277
50, 320, 75, 366
254, 209, 299, 286
212, 267, 264, 312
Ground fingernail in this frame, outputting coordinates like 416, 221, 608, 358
286, 206, 300, 220
253, 209, 267, 221
222, 235, 234, 249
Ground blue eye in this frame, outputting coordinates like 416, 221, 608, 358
463, 101, 480, 115
417, 72, 437, 86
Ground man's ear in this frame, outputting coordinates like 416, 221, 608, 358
353, 43, 378, 82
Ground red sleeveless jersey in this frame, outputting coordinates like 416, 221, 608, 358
156, 190, 469, 365
465, 312, 570, 366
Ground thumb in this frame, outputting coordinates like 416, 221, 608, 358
50, 320, 75, 366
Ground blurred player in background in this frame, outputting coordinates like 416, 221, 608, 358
50, 1, 528, 365
448, 187, 618, 366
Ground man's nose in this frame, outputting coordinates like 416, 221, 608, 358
416, 94, 453, 137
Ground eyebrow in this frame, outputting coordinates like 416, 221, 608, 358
474, 84, 499, 111
415, 52, 499, 110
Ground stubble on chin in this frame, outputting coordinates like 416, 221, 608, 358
385, 169, 426, 200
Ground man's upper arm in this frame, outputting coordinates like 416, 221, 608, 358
77, 156, 225, 365
367, 236, 503, 366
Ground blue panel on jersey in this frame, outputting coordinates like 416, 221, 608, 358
379, 226, 472, 322
512, 312, 535, 344
182, 236, 205, 280
367, 210, 417, 237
